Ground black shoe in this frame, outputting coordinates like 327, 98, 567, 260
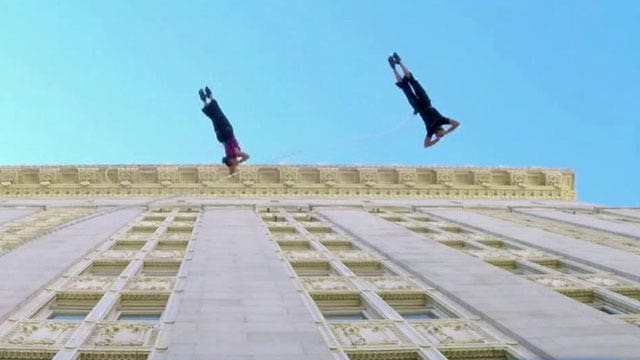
198, 89, 206, 102
392, 52, 401, 64
204, 86, 212, 97
388, 56, 396, 69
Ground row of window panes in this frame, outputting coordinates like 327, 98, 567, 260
34, 294, 169, 323
84, 261, 181, 276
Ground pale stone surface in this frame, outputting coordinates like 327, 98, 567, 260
602, 208, 640, 220
428, 208, 640, 282
0, 208, 143, 322
161, 208, 333, 360
0, 207, 39, 225
319, 208, 640, 359
519, 208, 640, 239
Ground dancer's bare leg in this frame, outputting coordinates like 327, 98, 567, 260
398, 61, 412, 79
392, 67, 403, 82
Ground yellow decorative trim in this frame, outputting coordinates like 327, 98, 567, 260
439, 346, 509, 359
345, 350, 421, 360
78, 350, 150, 360
0, 165, 575, 199
0, 349, 58, 359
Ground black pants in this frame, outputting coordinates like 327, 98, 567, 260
202, 100, 234, 143
396, 74, 432, 112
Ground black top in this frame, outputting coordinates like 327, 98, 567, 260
420, 106, 450, 139
202, 100, 234, 143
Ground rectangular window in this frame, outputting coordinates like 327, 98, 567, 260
32, 293, 101, 321
532, 259, 592, 274
320, 240, 357, 251
562, 290, 640, 314
399, 310, 441, 320
82, 260, 129, 276
156, 240, 188, 251
277, 240, 312, 250
344, 261, 394, 277
381, 293, 455, 320
439, 226, 472, 234
106, 294, 168, 321
111, 241, 145, 251
118, 313, 162, 322
487, 260, 544, 275
324, 312, 370, 322
312, 294, 378, 322
292, 262, 334, 277
48, 312, 89, 321
140, 261, 180, 276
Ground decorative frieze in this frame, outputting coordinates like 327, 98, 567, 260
397, 168, 417, 188
64, 277, 115, 292
0, 207, 92, 256
0, 168, 20, 186
283, 250, 327, 263
39, 168, 62, 186
334, 250, 377, 262
279, 167, 299, 187
411, 320, 497, 347
1, 321, 78, 347
86, 322, 157, 347
329, 321, 412, 349
577, 274, 637, 288
0, 165, 575, 199
300, 277, 357, 293
125, 277, 174, 292
360, 277, 422, 292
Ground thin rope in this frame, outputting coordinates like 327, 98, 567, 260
104, 111, 416, 202
268, 112, 415, 164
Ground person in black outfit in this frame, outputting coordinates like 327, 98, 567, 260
198, 86, 249, 174
389, 52, 459, 148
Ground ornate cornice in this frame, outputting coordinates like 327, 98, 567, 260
0, 165, 575, 200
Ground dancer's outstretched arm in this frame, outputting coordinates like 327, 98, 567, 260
444, 119, 459, 135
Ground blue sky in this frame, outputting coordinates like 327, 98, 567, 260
1, 1, 638, 205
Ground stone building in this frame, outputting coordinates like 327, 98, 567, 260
0, 165, 639, 360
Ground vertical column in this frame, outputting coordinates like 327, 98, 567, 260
516, 208, 640, 239
426, 208, 640, 281
0, 207, 143, 322
319, 208, 640, 359
159, 208, 333, 360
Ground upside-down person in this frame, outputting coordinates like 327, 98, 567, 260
388, 52, 459, 148
198, 86, 249, 174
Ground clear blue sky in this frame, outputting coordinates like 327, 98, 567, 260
1, 1, 638, 205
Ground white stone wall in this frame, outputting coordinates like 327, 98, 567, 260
0, 199, 638, 359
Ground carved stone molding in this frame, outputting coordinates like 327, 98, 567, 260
360, 277, 422, 292
86, 322, 157, 347
334, 250, 377, 262
0, 165, 575, 200
1, 320, 78, 347
280, 167, 299, 187
329, 321, 412, 349
577, 274, 637, 288
284, 250, 327, 263
77, 350, 150, 360
345, 350, 421, 360
525, 275, 587, 290
410, 319, 497, 347
125, 277, 174, 292
64, 277, 115, 292
300, 277, 357, 293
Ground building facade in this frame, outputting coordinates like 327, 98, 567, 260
0, 165, 639, 360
